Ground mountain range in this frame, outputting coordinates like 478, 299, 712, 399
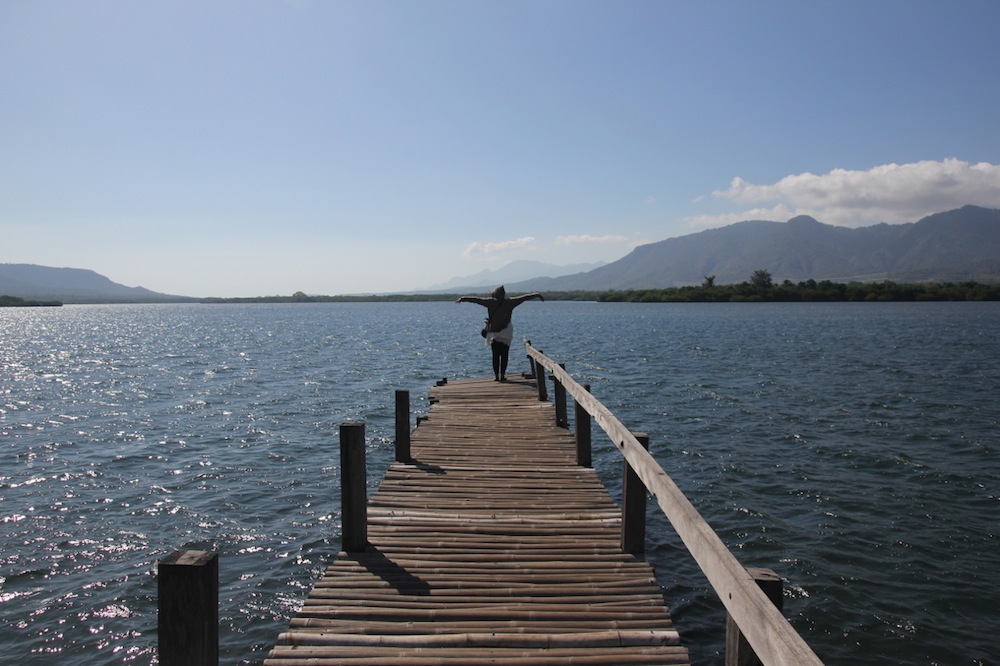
0, 265, 193, 304
500, 205, 1000, 292
4, 205, 999, 302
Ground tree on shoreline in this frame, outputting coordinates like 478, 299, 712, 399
750, 269, 774, 289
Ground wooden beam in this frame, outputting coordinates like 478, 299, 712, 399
158, 549, 218, 666
341, 422, 367, 552
395, 389, 411, 463
622, 432, 649, 555
554, 363, 568, 428
726, 567, 784, 666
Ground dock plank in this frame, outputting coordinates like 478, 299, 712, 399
265, 375, 689, 664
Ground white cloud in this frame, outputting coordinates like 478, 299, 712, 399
690, 158, 1000, 229
555, 234, 629, 245
461, 236, 537, 258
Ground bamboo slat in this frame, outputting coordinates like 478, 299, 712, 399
264, 376, 689, 665
277, 629, 681, 647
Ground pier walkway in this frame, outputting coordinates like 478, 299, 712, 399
264, 375, 690, 665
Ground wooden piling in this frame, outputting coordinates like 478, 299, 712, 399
726, 568, 785, 666
621, 432, 649, 555
534, 352, 548, 401
340, 421, 367, 552
575, 383, 593, 467
395, 389, 411, 463
157, 549, 218, 666
554, 363, 568, 428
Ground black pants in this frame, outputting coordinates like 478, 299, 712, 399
491, 341, 510, 378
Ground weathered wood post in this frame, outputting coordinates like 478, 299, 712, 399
553, 363, 568, 428
535, 352, 548, 401
158, 549, 218, 666
395, 389, 411, 463
340, 421, 367, 552
621, 432, 649, 555
726, 567, 785, 666
575, 383, 592, 467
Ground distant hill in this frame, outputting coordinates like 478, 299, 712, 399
505, 205, 1000, 291
10, 206, 999, 302
423, 260, 606, 293
0, 264, 193, 304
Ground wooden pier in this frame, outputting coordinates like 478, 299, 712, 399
158, 344, 823, 664
263, 375, 690, 665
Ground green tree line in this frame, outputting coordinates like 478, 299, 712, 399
197, 277, 1000, 304
583, 278, 1000, 303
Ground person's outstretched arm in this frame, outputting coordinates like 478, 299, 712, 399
509, 292, 545, 306
456, 296, 491, 306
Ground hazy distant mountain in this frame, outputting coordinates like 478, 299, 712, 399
506, 205, 1000, 291
0, 264, 193, 303
10, 206, 998, 302
423, 260, 606, 292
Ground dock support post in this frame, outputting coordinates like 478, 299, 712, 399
621, 432, 649, 555
554, 363, 568, 428
725, 567, 784, 666
535, 352, 548, 401
395, 389, 411, 463
341, 421, 367, 552
575, 383, 592, 467
157, 549, 218, 666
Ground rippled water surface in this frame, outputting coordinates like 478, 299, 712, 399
2, 301, 998, 664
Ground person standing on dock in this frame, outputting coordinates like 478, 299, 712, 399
456, 285, 544, 382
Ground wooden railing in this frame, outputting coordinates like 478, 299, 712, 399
524, 341, 824, 666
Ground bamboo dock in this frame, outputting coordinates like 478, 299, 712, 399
158, 344, 823, 665
263, 375, 690, 665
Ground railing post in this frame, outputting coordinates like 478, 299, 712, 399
726, 568, 784, 666
340, 421, 367, 552
534, 352, 548, 401
158, 549, 218, 666
395, 389, 411, 462
575, 383, 592, 467
554, 363, 568, 428
621, 432, 649, 555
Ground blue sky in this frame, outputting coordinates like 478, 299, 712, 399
3, 1, 1000, 297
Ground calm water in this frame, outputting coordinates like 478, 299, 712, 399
1, 301, 997, 664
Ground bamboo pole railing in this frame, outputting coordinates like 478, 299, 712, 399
524, 341, 824, 666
